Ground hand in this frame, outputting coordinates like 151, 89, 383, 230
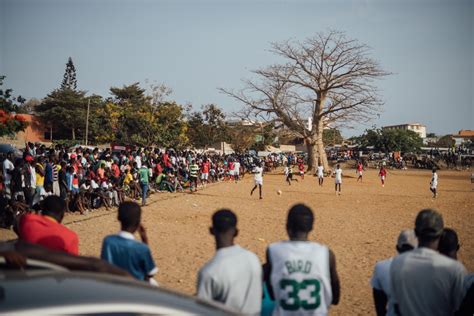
138, 224, 149, 245
2, 251, 27, 269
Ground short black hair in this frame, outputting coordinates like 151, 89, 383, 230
118, 201, 142, 229
41, 196, 66, 221
212, 209, 237, 233
438, 228, 459, 255
287, 204, 314, 233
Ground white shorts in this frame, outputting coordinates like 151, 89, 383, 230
335, 179, 342, 184
358, 171, 363, 176
380, 176, 385, 180
318, 174, 324, 178
255, 179, 263, 186
201, 173, 209, 180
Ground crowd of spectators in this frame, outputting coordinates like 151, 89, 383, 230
0, 142, 279, 226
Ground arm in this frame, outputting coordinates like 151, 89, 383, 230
373, 288, 388, 316
329, 248, 340, 305
264, 248, 275, 300
196, 269, 215, 300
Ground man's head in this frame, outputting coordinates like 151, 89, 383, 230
41, 196, 67, 223
210, 209, 238, 240
118, 201, 142, 232
396, 229, 418, 253
432, 168, 437, 173
438, 228, 460, 260
286, 204, 314, 240
414, 209, 444, 246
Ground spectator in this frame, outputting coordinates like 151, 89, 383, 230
438, 228, 460, 260
264, 204, 340, 315
197, 209, 262, 314
101, 201, 158, 284
18, 195, 79, 255
371, 229, 418, 316
390, 209, 467, 316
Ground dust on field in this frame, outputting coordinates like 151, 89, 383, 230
1, 169, 473, 316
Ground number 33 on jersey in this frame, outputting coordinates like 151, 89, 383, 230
268, 241, 333, 315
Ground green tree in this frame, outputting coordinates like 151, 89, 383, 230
0, 75, 27, 137
323, 129, 343, 146
36, 88, 87, 140
436, 135, 455, 148
61, 57, 78, 90
187, 104, 228, 149
357, 128, 422, 153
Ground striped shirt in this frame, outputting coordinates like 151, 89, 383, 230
189, 164, 199, 177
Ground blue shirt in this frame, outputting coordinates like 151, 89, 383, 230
101, 232, 157, 281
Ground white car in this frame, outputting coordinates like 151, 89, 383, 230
0, 258, 236, 315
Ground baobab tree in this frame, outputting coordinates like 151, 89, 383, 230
221, 30, 389, 172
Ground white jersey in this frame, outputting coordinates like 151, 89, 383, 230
197, 245, 262, 314
334, 169, 342, 184
371, 257, 396, 316
431, 172, 438, 188
233, 162, 241, 174
254, 166, 263, 184
268, 241, 332, 316
316, 166, 324, 178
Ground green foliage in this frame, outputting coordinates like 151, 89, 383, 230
323, 129, 343, 145
61, 57, 77, 90
0, 75, 28, 137
36, 88, 88, 140
108, 83, 188, 148
356, 128, 423, 153
187, 104, 229, 149
435, 135, 455, 148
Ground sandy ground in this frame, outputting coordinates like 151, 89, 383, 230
1, 168, 473, 315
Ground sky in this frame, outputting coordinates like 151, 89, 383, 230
0, 0, 472, 137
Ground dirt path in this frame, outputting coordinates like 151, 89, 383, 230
1, 169, 473, 315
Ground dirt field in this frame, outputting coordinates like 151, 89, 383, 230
1, 168, 473, 315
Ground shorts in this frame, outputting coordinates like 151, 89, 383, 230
380, 176, 385, 180
358, 171, 363, 176
318, 174, 324, 178
255, 179, 263, 186
335, 179, 342, 184
201, 173, 209, 180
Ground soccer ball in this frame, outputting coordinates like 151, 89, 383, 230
277, 190, 282, 195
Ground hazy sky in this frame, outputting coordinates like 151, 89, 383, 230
1, 0, 472, 137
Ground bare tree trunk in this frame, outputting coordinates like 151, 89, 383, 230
72, 128, 75, 140
50, 125, 53, 142
315, 118, 329, 172
306, 139, 319, 174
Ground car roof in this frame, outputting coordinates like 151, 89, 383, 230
0, 270, 236, 315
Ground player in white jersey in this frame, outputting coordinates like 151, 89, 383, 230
233, 160, 241, 183
251, 162, 264, 199
197, 209, 262, 314
430, 168, 438, 198
316, 164, 324, 187
333, 164, 342, 195
264, 204, 340, 315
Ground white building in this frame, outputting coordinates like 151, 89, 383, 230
383, 123, 427, 138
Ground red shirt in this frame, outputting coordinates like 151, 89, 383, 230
357, 164, 363, 171
19, 213, 79, 255
202, 162, 210, 173
379, 169, 387, 177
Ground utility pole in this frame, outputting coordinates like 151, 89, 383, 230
85, 99, 90, 146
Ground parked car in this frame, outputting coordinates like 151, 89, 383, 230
0, 257, 236, 315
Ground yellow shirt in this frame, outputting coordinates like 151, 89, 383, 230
36, 164, 45, 187
123, 173, 133, 185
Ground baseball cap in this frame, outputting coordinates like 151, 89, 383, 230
70, 153, 77, 159
397, 229, 418, 248
415, 209, 444, 238
24, 155, 34, 162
